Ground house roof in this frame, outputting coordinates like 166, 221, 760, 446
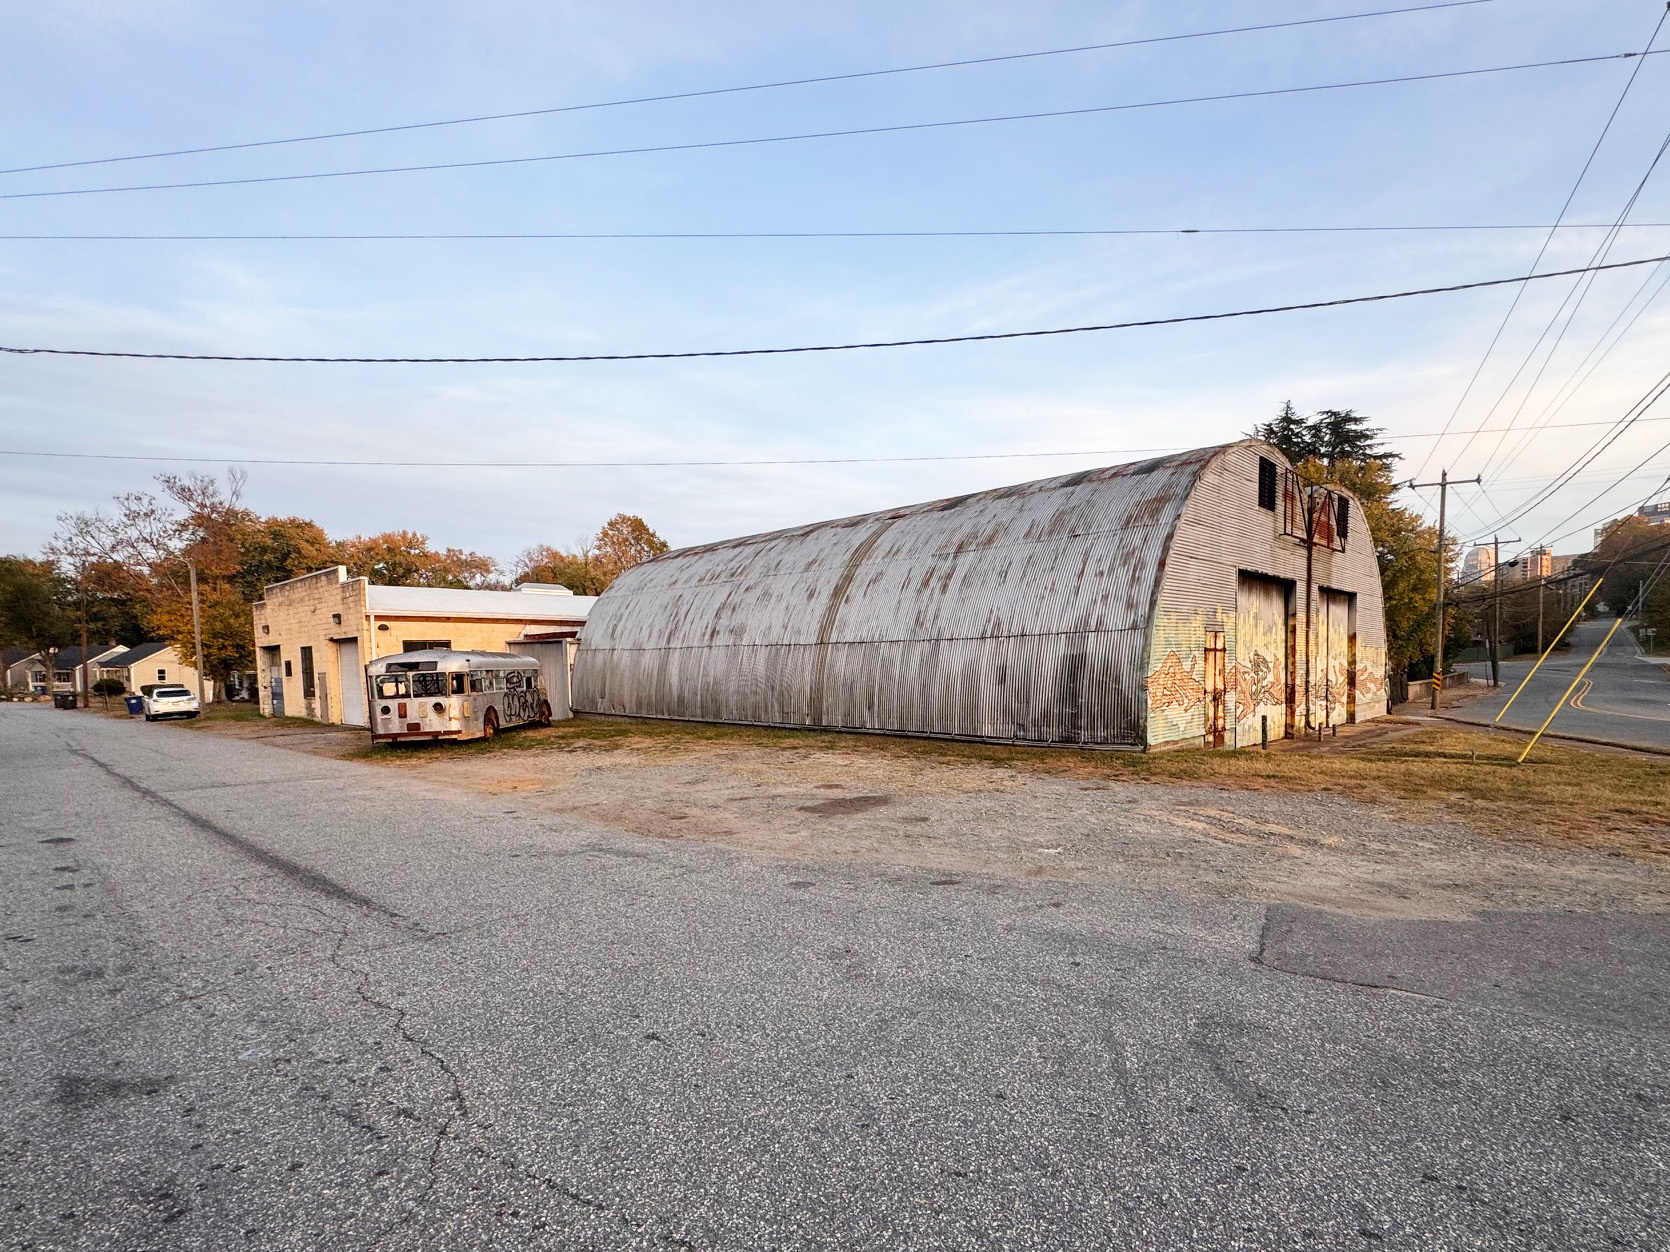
366, 584, 596, 622
52, 644, 129, 669
2, 646, 36, 669
98, 642, 172, 669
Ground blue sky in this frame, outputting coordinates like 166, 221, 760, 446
4, 0, 1669, 571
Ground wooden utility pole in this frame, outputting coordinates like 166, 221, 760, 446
1407, 470, 1480, 710
1490, 534, 1520, 687
188, 559, 207, 707
78, 575, 90, 710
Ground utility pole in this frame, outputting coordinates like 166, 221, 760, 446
188, 559, 207, 708
1406, 470, 1480, 710
1490, 534, 1520, 687
78, 573, 90, 710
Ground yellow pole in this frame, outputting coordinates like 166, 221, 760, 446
1516, 616, 1625, 764
1495, 576, 1602, 723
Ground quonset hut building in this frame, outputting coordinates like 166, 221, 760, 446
573, 441, 1389, 750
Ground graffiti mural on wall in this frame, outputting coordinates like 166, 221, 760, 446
1147, 650, 1205, 713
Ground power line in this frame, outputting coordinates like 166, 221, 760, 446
4, 251, 1668, 364
7, 416, 1669, 472
6, 50, 1657, 203
7, 222, 1670, 242
1466, 119, 1670, 484
0, 1, 1499, 178
0, 446, 1184, 470
1411, 7, 1670, 481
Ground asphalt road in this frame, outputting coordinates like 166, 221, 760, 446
2, 705, 1666, 1251
1453, 618, 1670, 751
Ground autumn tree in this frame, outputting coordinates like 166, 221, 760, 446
1261, 404, 1457, 682
0, 557, 74, 687
514, 514, 669, 596
336, 531, 500, 589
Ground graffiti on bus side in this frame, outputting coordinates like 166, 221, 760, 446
498, 683, 547, 726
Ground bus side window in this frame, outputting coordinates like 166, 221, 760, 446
450, 673, 466, 694
469, 674, 482, 693
507, 672, 523, 690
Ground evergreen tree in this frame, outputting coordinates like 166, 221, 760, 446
1310, 409, 1399, 467
1252, 400, 1318, 463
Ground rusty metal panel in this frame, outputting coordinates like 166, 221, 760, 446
574, 449, 1216, 746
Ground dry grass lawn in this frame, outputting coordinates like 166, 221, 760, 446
348, 715, 1670, 862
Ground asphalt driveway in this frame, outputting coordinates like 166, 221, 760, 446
1, 704, 1666, 1250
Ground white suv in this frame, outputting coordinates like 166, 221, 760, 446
142, 684, 201, 721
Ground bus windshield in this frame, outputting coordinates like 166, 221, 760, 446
375, 674, 408, 698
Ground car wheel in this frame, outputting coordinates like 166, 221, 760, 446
187, 712, 199, 719
482, 708, 499, 740
144, 713, 153, 722
537, 701, 552, 727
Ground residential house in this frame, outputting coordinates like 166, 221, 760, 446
97, 642, 214, 701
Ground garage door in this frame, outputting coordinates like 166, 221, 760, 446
1235, 574, 1291, 746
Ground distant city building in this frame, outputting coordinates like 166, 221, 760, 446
1513, 547, 1553, 582
1462, 545, 1496, 581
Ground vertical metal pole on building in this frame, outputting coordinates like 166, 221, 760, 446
188, 559, 207, 708
1261, 715, 1268, 750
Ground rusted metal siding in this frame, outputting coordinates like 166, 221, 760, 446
1146, 440, 1389, 748
573, 449, 1219, 746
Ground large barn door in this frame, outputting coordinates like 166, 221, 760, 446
1235, 574, 1291, 746
1318, 589, 1356, 726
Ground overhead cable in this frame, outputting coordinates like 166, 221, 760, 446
5, 49, 1659, 203
4, 252, 1668, 364
1410, 6, 1669, 481
6, 416, 1668, 472
0, 1, 1500, 177
8, 222, 1670, 242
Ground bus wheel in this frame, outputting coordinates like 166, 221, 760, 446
482, 708, 499, 740
537, 701, 552, 727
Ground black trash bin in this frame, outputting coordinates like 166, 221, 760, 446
52, 692, 78, 710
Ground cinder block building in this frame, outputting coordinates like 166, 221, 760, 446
574, 441, 1389, 750
252, 567, 594, 727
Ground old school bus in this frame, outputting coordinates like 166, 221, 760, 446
366, 649, 551, 743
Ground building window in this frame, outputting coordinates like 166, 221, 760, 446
1257, 457, 1278, 511
300, 647, 316, 698
156, 668, 167, 683
284, 660, 292, 677
402, 639, 452, 652
1335, 495, 1350, 542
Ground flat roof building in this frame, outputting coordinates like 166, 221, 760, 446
574, 441, 1389, 750
252, 567, 596, 727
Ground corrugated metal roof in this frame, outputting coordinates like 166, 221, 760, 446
573, 446, 1224, 745
366, 585, 596, 621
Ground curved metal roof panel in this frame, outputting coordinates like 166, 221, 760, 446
574, 445, 1225, 745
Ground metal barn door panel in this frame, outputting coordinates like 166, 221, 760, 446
1319, 590, 1355, 727
1234, 574, 1290, 745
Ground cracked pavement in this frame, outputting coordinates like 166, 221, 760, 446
1, 704, 1667, 1250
